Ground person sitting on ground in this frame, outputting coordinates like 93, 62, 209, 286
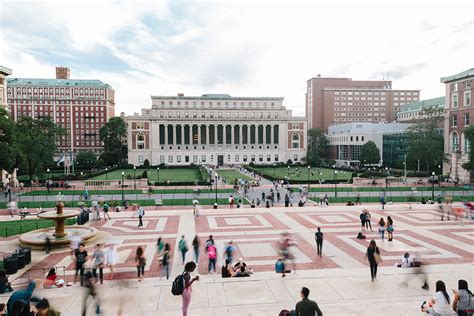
356, 232, 366, 239
452, 279, 473, 316
421, 197, 427, 204
43, 268, 57, 288
34, 298, 60, 316
399, 252, 415, 268
221, 259, 233, 278
298, 200, 304, 207
233, 266, 251, 278
0, 270, 13, 294
293, 287, 323, 316
421, 280, 453, 315
275, 258, 291, 278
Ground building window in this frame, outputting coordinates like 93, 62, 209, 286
235, 155, 239, 162
464, 134, 471, 154
451, 131, 459, 152
451, 114, 457, 127
274, 155, 279, 162
267, 154, 271, 162
292, 133, 300, 148
177, 156, 182, 162
243, 155, 247, 162
464, 91, 471, 106
259, 155, 263, 162
201, 155, 206, 162
293, 154, 299, 161
138, 156, 144, 163
465, 113, 471, 126
452, 94, 458, 108
193, 155, 198, 163
168, 156, 173, 163
136, 133, 145, 149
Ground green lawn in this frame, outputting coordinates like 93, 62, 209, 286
90, 168, 203, 183
216, 170, 254, 183
18, 188, 234, 196
251, 166, 352, 181
0, 218, 76, 237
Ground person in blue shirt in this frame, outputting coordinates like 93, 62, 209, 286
275, 258, 291, 277
6, 281, 35, 316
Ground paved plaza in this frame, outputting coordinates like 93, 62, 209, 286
0, 203, 473, 315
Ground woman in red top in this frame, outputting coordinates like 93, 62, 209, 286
44, 268, 57, 288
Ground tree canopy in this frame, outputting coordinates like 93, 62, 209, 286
307, 128, 329, 166
360, 141, 381, 165
76, 150, 99, 170
0, 108, 20, 172
99, 117, 127, 166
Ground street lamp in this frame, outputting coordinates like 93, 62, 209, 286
214, 173, 218, 207
307, 166, 311, 198
431, 171, 435, 200
273, 163, 276, 177
121, 171, 125, 204
334, 170, 338, 198
157, 167, 160, 185
105, 167, 108, 181
287, 165, 290, 179
7, 174, 11, 202
133, 166, 136, 190
385, 167, 389, 191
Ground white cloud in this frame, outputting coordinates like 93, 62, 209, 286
1, 0, 473, 117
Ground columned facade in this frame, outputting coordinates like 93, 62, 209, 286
127, 94, 307, 166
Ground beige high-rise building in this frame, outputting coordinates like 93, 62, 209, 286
306, 76, 420, 131
0, 66, 12, 111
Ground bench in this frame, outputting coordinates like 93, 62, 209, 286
155, 199, 163, 206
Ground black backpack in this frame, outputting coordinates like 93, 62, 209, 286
171, 272, 186, 296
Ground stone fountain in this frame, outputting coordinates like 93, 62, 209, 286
19, 194, 97, 249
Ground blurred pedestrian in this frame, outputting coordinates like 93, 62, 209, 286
179, 236, 189, 264
162, 243, 171, 280
314, 227, 323, 258
366, 240, 381, 282
105, 244, 118, 280
135, 246, 146, 281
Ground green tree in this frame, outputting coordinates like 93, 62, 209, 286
360, 141, 381, 165
76, 150, 98, 170
307, 128, 329, 166
406, 108, 444, 173
16, 116, 66, 180
99, 117, 127, 166
0, 108, 20, 172
462, 125, 474, 172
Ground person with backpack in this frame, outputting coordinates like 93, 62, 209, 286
224, 241, 235, 264
102, 202, 111, 221
162, 243, 171, 280
179, 235, 189, 265
207, 243, 217, 274
171, 261, 199, 316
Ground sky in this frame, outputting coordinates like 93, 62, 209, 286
1, 0, 473, 116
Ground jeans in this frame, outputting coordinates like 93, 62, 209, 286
92, 266, 103, 283
75, 263, 85, 285
379, 229, 385, 240
365, 220, 372, 230
208, 258, 216, 273
369, 260, 378, 280
138, 215, 143, 227
162, 263, 169, 279
194, 248, 199, 263
137, 265, 145, 277
181, 250, 187, 264
316, 240, 323, 256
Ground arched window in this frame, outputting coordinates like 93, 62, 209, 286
451, 131, 459, 152
136, 133, 145, 149
462, 132, 470, 154
292, 133, 300, 148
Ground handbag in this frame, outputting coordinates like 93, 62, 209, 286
374, 252, 382, 264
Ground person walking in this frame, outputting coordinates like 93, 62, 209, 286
181, 261, 200, 316
355, 192, 361, 205
380, 194, 386, 210
360, 210, 366, 231
102, 202, 111, 221
135, 246, 146, 281
162, 243, 171, 280
179, 235, 189, 265
157, 237, 164, 258
207, 242, 217, 274
366, 240, 381, 282
137, 205, 145, 228
82, 269, 101, 316
229, 195, 234, 208
74, 243, 88, 286
314, 227, 323, 258
105, 244, 118, 280
224, 241, 235, 263
92, 244, 105, 284
387, 216, 394, 242
293, 287, 323, 316
192, 235, 200, 263
378, 218, 386, 241
365, 210, 373, 231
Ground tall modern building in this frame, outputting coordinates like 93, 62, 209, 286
7, 67, 115, 154
441, 68, 473, 183
126, 94, 307, 166
0, 66, 12, 111
306, 76, 420, 131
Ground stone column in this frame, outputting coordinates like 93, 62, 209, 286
206, 124, 210, 145
164, 124, 168, 145
197, 124, 201, 145
172, 124, 176, 145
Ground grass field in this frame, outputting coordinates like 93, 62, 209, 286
251, 166, 352, 181
0, 218, 76, 237
216, 170, 254, 183
90, 168, 203, 183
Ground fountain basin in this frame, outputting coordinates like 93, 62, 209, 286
19, 226, 97, 249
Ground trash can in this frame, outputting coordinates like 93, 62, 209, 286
19, 248, 31, 265
17, 253, 26, 269
4, 254, 18, 275
213, 203, 218, 209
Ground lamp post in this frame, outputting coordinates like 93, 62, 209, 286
105, 167, 108, 181
214, 173, 218, 206
431, 171, 435, 200
334, 170, 338, 198
121, 171, 125, 205
273, 163, 276, 177
133, 166, 136, 190
307, 166, 311, 198
157, 167, 160, 185
385, 167, 389, 191
287, 165, 290, 179
7, 174, 11, 202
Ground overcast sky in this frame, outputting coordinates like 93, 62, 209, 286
1, 0, 472, 115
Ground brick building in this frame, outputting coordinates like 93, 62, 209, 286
7, 67, 115, 154
306, 76, 420, 131
441, 68, 473, 183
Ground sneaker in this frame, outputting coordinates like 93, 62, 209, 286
422, 284, 429, 290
